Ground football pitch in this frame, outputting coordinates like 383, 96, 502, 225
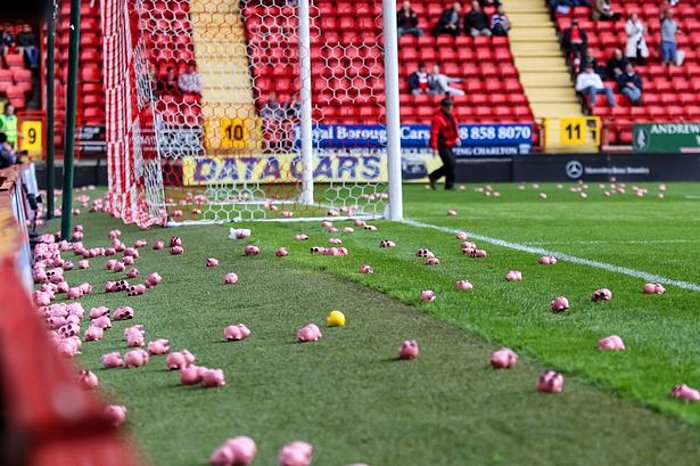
58, 183, 700, 465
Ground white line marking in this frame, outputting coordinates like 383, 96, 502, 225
685, 196, 700, 199
401, 218, 700, 292
523, 239, 700, 246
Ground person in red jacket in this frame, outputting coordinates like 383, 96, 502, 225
428, 98, 461, 190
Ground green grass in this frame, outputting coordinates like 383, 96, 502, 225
48, 182, 700, 465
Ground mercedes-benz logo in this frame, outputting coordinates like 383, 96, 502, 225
565, 160, 584, 179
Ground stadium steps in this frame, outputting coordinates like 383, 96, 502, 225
189, 0, 257, 143
501, 0, 585, 121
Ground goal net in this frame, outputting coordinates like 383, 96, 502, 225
102, 0, 397, 227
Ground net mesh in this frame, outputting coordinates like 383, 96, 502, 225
103, 0, 391, 226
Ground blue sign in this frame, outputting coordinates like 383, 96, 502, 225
299, 123, 533, 156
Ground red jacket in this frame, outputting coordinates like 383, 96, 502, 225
430, 110, 460, 150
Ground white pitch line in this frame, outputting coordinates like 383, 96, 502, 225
685, 196, 700, 199
523, 239, 700, 246
401, 218, 700, 292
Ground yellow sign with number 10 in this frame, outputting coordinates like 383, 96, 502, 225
220, 118, 248, 149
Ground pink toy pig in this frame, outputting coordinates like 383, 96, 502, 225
78, 259, 90, 269
113, 306, 134, 321
358, 264, 374, 274
505, 271, 523, 281
455, 280, 473, 290
76, 370, 99, 390
447, 209, 457, 216
597, 335, 625, 351
147, 338, 170, 355
379, 239, 396, 248
490, 348, 518, 369
89, 306, 109, 319
399, 340, 419, 360
297, 323, 322, 343
537, 370, 564, 393
276, 247, 289, 257
170, 245, 184, 255
591, 288, 613, 302
102, 352, 124, 369
278, 441, 313, 466
670, 384, 700, 402
425, 257, 440, 266
153, 240, 164, 250
294, 234, 309, 241
455, 231, 467, 240
224, 273, 239, 284
538, 255, 557, 265
104, 405, 127, 428
166, 351, 188, 370
147, 272, 163, 286
420, 290, 436, 302
201, 368, 226, 388
207, 257, 219, 268
225, 436, 257, 466
550, 296, 570, 313
127, 268, 139, 279
180, 366, 203, 385
224, 324, 251, 341
91, 316, 112, 330
244, 245, 260, 256
124, 350, 147, 368
642, 283, 665, 295
84, 325, 104, 342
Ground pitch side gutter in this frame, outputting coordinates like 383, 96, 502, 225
402, 218, 700, 293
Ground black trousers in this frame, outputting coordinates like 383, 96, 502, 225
429, 143, 456, 189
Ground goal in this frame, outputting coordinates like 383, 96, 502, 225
102, 0, 403, 227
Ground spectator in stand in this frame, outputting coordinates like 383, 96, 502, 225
408, 63, 430, 95
625, 13, 649, 65
464, 1, 492, 37
178, 64, 202, 94
428, 65, 464, 96
261, 92, 287, 121
605, 48, 628, 79
490, 6, 510, 37
397, 1, 423, 38
479, 0, 501, 8
0, 24, 14, 50
583, 50, 605, 78
432, 2, 461, 37
549, 0, 591, 15
0, 133, 16, 168
592, 0, 621, 22
0, 105, 17, 148
428, 98, 460, 191
660, 8, 682, 67
285, 93, 301, 120
576, 63, 616, 107
562, 18, 588, 69
16, 24, 38, 69
156, 67, 179, 96
616, 62, 643, 104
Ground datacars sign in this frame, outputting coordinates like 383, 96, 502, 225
300, 123, 533, 157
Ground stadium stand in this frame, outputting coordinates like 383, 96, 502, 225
553, 1, 700, 145
241, 1, 535, 139
398, 2, 534, 127
0, 23, 38, 111
50, 0, 105, 150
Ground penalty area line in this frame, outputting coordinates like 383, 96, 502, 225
401, 218, 700, 293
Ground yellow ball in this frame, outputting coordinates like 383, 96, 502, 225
327, 310, 346, 327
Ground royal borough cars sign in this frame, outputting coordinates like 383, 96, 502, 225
633, 123, 700, 153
